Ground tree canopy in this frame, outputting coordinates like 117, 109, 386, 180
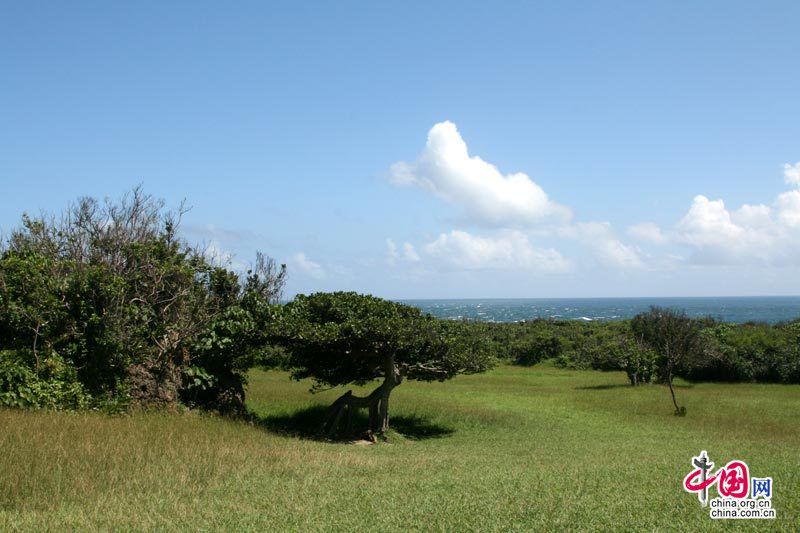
631, 306, 706, 415
276, 292, 494, 437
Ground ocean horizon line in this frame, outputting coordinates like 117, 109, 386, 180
399, 295, 800, 324
398, 295, 800, 302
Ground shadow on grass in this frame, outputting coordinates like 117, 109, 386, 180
576, 382, 695, 391
250, 405, 454, 442
575, 384, 631, 391
391, 414, 454, 440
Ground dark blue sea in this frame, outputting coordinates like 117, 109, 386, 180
402, 297, 800, 324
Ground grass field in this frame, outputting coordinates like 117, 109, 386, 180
1, 363, 798, 531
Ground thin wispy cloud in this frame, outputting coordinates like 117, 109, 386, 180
293, 252, 326, 280
422, 230, 572, 273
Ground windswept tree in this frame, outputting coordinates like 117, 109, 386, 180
276, 292, 494, 438
631, 307, 706, 415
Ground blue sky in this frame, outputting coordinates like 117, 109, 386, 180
2, 1, 800, 298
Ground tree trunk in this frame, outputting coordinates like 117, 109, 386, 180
379, 392, 390, 433
320, 355, 403, 439
666, 358, 683, 415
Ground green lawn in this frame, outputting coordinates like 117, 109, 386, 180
1, 364, 798, 531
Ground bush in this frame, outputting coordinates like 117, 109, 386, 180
510, 335, 562, 366
0, 351, 92, 410
0, 189, 286, 413
487, 313, 800, 386
692, 322, 800, 383
589, 337, 658, 386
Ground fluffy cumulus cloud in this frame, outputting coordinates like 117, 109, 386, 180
422, 230, 572, 272
293, 252, 326, 279
673, 196, 785, 264
676, 196, 747, 248
631, 164, 800, 265
390, 121, 571, 226
385, 121, 652, 274
776, 189, 800, 228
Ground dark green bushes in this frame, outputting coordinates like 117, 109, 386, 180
0, 351, 91, 409
0, 189, 285, 412
462, 313, 800, 385
691, 321, 800, 383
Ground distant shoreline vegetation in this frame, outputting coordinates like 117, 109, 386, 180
448, 315, 800, 387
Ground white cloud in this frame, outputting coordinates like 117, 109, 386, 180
202, 240, 247, 271
293, 252, 326, 279
638, 164, 800, 266
390, 121, 571, 226
785, 162, 800, 187
678, 195, 800, 262
403, 242, 420, 262
386, 121, 648, 271
776, 189, 800, 228
386, 239, 420, 264
422, 230, 572, 272
676, 196, 745, 248
597, 239, 644, 269
732, 203, 773, 229
627, 222, 667, 245
569, 222, 644, 268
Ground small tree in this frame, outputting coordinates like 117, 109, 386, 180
277, 292, 493, 439
590, 334, 657, 386
631, 307, 705, 415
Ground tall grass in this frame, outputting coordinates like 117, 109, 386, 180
2, 364, 798, 530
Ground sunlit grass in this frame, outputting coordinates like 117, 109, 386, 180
1, 364, 798, 530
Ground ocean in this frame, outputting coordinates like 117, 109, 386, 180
402, 296, 800, 324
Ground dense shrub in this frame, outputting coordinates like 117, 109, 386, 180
0, 351, 91, 409
691, 322, 800, 383
0, 189, 286, 412
510, 334, 562, 366
465, 313, 799, 385
589, 336, 658, 386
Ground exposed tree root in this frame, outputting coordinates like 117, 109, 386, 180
319, 356, 402, 438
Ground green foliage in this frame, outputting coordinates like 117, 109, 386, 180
275, 292, 494, 388
505, 327, 562, 366
695, 321, 800, 383
589, 335, 658, 385
631, 307, 707, 369
0, 189, 286, 413
0, 351, 91, 410
460, 312, 799, 385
